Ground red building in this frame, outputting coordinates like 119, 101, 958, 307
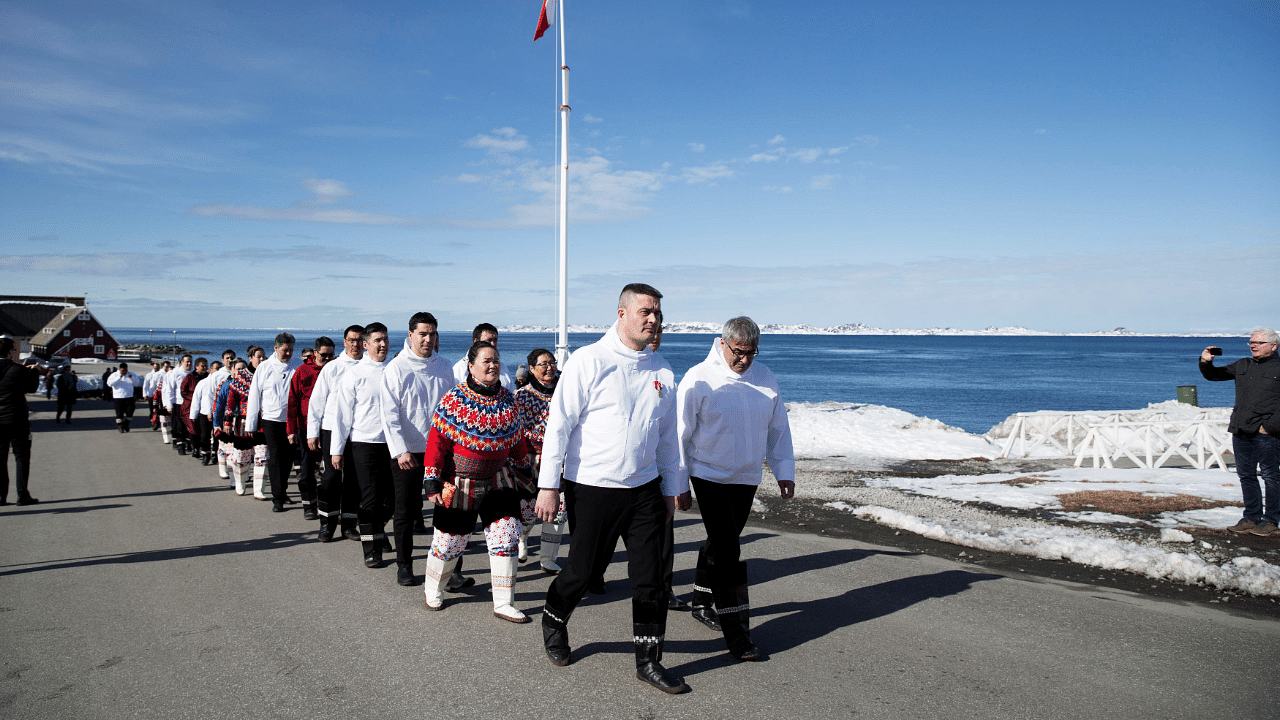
29, 306, 119, 361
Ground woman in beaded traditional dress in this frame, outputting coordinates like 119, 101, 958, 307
215, 360, 268, 499
514, 348, 566, 574
422, 341, 534, 623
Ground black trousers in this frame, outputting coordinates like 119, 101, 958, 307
193, 415, 211, 455
113, 397, 136, 425
0, 424, 32, 501
350, 441, 393, 527
545, 478, 668, 628
690, 478, 757, 593
294, 437, 319, 504
261, 420, 294, 504
431, 487, 522, 536
170, 406, 188, 443
317, 430, 360, 526
390, 452, 426, 568
56, 399, 74, 421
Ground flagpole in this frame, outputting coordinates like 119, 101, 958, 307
555, 0, 570, 365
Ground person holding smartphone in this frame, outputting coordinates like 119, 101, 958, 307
1201, 328, 1280, 536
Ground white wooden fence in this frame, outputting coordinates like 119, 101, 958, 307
1072, 419, 1232, 471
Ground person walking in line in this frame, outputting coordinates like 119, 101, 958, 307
308, 325, 365, 542
246, 333, 300, 513
452, 323, 516, 392
515, 348, 564, 574
105, 363, 143, 433
163, 355, 192, 452
421, 341, 534, 623
190, 361, 222, 465
380, 313, 454, 586
288, 337, 333, 521
535, 283, 689, 694
331, 323, 394, 568
0, 337, 40, 506
54, 366, 77, 425
206, 357, 232, 479
179, 358, 208, 458
676, 316, 795, 661
1201, 328, 1280, 536
143, 361, 163, 430
215, 359, 260, 496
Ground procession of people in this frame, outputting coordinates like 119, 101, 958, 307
4, 285, 799, 695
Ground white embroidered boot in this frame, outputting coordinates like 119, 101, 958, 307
252, 465, 268, 500
216, 441, 229, 479
424, 553, 460, 611
489, 553, 528, 623
160, 418, 171, 444
539, 517, 567, 574
518, 521, 533, 563
231, 462, 247, 495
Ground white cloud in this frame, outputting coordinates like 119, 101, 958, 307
688, 142, 706, 153
582, 114, 603, 123
456, 173, 482, 183
763, 185, 792, 193
810, 174, 841, 190
1035, 128, 1048, 134
767, 135, 787, 145
749, 152, 781, 163
790, 148, 824, 163
854, 135, 880, 147
465, 127, 529, 154
679, 164, 733, 184
188, 178, 412, 225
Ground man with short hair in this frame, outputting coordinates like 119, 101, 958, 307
143, 361, 162, 429
106, 363, 143, 433
331, 323, 393, 568
453, 323, 515, 392
380, 312, 454, 585
677, 316, 795, 661
309, 325, 365, 542
145, 361, 169, 433
190, 361, 222, 465
0, 337, 40, 505
288, 337, 334, 520
54, 365, 77, 424
164, 355, 193, 451
1201, 328, 1280, 536
535, 283, 689, 694
206, 357, 233, 478
246, 333, 301, 513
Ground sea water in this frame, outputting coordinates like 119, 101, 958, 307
114, 328, 1239, 434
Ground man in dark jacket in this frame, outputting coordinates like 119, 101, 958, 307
1201, 328, 1280, 536
54, 366, 77, 423
0, 337, 40, 506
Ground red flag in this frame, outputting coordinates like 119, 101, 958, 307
534, 0, 554, 41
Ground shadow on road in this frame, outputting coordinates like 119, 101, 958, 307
24, 486, 226, 506
0, 503, 132, 517
0, 532, 313, 577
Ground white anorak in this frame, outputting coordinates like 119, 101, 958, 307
190, 374, 217, 420
677, 338, 795, 486
381, 338, 455, 458
105, 371, 141, 399
452, 356, 516, 394
330, 353, 390, 455
142, 369, 164, 398
245, 354, 300, 432
306, 352, 360, 440
162, 367, 190, 410
537, 321, 687, 497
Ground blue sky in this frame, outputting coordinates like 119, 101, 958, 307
2, 0, 1276, 334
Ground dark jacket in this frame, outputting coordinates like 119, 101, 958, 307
1200, 354, 1280, 435
0, 359, 39, 426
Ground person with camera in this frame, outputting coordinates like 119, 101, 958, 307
1201, 328, 1280, 536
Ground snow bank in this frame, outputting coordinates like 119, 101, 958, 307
827, 503, 1280, 597
787, 402, 999, 461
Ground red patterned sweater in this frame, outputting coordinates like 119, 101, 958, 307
423, 379, 532, 502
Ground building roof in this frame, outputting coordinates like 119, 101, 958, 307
31, 306, 118, 349
0, 302, 69, 339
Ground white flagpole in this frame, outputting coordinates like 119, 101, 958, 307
555, 0, 570, 365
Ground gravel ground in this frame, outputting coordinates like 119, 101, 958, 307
719, 457, 1280, 621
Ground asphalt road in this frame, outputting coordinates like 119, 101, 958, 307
2, 398, 1277, 719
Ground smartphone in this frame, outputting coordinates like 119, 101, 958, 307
1209, 347, 1223, 356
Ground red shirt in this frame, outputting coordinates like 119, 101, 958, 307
286, 357, 322, 437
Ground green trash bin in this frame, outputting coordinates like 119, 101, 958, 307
1176, 385, 1198, 406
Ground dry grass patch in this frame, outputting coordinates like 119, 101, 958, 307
997, 475, 1053, 486
1057, 490, 1238, 518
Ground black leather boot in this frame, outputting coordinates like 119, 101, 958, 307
690, 546, 720, 630
542, 611, 571, 667
359, 523, 384, 568
634, 623, 687, 694
714, 582, 761, 661
318, 517, 337, 543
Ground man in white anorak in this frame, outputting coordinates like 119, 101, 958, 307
206, 356, 232, 478
452, 323, 515, 393
330, 323, 393, 569
105, 363, 143, 433
246, 333, 301, 513
380, 312, 454, 586
163, 355, 193, 450
308, 325, 365, 542
535, 283, 690, 694
677, 316, 794, 662
142, 361, 163, 431
189, 361, 222, 466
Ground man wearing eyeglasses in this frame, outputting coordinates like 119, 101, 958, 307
246, 332, 301, 513
308, 326, 365, 542
675, 316, 794, 662
288, 336, 335, 521
1201, 328, 1280, 536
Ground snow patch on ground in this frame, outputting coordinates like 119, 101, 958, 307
788, 402, 999, 462
826, 503, 1280, 597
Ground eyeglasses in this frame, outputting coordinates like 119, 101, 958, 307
1249, 341, 1275, 346
534, 361, 557, 368
726, 346, 759, 360
317, 353, 335, 359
